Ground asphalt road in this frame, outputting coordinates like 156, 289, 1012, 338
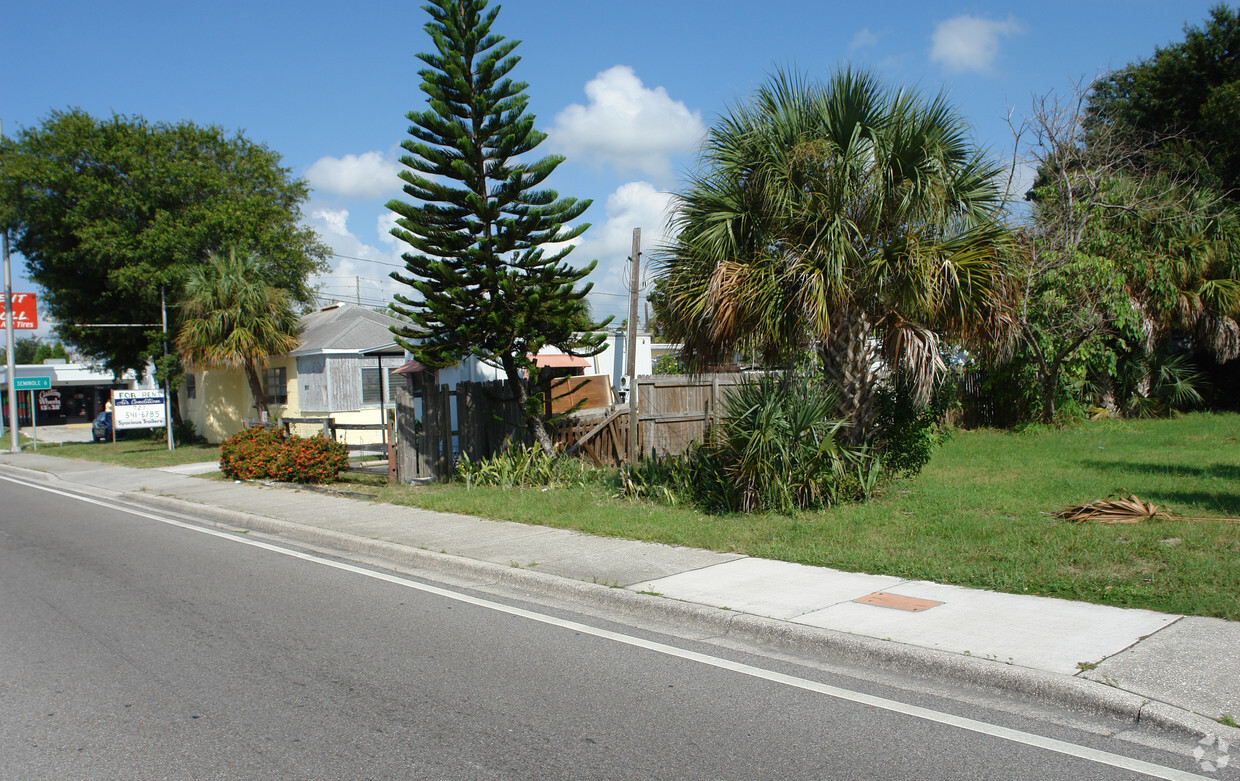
0, 477, 1221, 780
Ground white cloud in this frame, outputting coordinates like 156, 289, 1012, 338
549, 66, 706, 181
312, 208, 350, 237
930, 15, 1023, 74
305, 150, 401, 199
377, 212, 401, 246
304, 204, 407, 310
849, 27, 880, 52
573, 182, 676, 322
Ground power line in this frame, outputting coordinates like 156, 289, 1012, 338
328, 252, 404, 268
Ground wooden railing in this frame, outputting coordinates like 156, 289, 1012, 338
280, 416, 395, 482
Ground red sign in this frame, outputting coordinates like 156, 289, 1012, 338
0, 293, 38, 329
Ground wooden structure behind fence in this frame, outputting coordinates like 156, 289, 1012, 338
280, 416, 396, 481
392, 373, 746, 480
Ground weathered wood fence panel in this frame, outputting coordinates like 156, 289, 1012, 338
635, 374, 741, 458
393, 372, 746, 480
393, 386, 429, 480
456, 379, 526, 461
557, 409, 629, 467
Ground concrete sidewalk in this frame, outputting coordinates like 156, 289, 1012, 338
2, 451, 1237, 742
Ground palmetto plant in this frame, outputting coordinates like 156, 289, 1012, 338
708, 373, 863, 513
657, 69, 1012, 443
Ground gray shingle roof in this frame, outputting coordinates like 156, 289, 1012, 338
289, 303, 417, 356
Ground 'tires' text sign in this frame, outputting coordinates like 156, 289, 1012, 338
1, 293, 38, 329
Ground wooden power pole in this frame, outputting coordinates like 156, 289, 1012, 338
626, 228, 640, 465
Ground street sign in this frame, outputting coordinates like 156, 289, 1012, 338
112, 389, 167, 430
0, 293, 38, 329
13, 377, 51, 391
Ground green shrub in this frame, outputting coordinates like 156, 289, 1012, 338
173, 419, 206, 445
455, 441, 602, 489
274, 435, 350, 483
219, 427, 348, 484
618, 445, 734, 511
873, 374, 955, 477
708, 373, 868, 512
219, 426, 284, 480
652, 353, 684, 375
622, 374, 873, 514
141, 419, 206, 445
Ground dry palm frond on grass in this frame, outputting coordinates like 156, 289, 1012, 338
1053, 493, 1239, 524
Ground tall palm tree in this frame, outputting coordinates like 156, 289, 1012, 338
176, 250, 301, 420
657, 69, 1013, 441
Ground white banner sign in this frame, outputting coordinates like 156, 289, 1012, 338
112, 389, 167, 430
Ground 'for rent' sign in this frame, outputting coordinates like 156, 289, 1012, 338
113, 389, 167, 430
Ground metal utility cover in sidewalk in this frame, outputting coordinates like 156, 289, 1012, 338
855, 592, 942, 612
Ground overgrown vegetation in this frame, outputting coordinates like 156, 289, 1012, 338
464, 374, 914, 515
656, 68, 1011, 445
455, 441, 603, 490
391, 413, 1240, 620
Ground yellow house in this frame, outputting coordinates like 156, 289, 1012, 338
180, 303, 410, 444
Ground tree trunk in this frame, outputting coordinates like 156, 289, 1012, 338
244, 361, 269, 422
500, 355, 555, 456
1092, 373, 1119, 417
169, 388, 184, 426
1040, 371, 1058, 424
820, 302, 880, 445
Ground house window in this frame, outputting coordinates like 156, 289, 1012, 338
185, 373, 196, 400
361, 366, 394, 405
263, 367, 287, 405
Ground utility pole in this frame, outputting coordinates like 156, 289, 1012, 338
626, 228, 640, 466
3, 116, 17, 452
3, 113, 18, 456
4, 219, 18, 453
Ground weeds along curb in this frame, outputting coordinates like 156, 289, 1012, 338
116, 489, 1240, 744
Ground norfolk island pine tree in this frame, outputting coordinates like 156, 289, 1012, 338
387, 0, 610, 456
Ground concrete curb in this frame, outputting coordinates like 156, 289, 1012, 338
5, 460, 1233, 744
114, 488, 1238, 743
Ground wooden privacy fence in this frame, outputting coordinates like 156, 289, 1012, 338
394, 379, 527, 481
632, 374, 742, 459
392, 373, 746, 480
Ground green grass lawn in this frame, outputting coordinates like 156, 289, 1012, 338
28, 436, 220, 469
28, 413, 1238, 619
352, 412, 1240, 620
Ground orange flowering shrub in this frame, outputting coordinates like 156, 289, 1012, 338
273, 435, 349, 483
219, 427, 349, 484
219, 426, 284, 480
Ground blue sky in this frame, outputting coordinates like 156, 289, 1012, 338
1, 0, 1224, 339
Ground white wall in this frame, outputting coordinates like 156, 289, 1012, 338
579, 332, 657, 396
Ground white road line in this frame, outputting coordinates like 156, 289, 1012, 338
0, 473, 1215, 781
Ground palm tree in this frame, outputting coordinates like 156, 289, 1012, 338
657, 69, 1012, 441
176, 250, 301, 420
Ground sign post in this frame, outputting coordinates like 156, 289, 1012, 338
14, 377, 50, 452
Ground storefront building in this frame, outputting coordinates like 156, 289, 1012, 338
0, 361, 153, 427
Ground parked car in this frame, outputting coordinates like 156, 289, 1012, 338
91, 411, 121, 442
